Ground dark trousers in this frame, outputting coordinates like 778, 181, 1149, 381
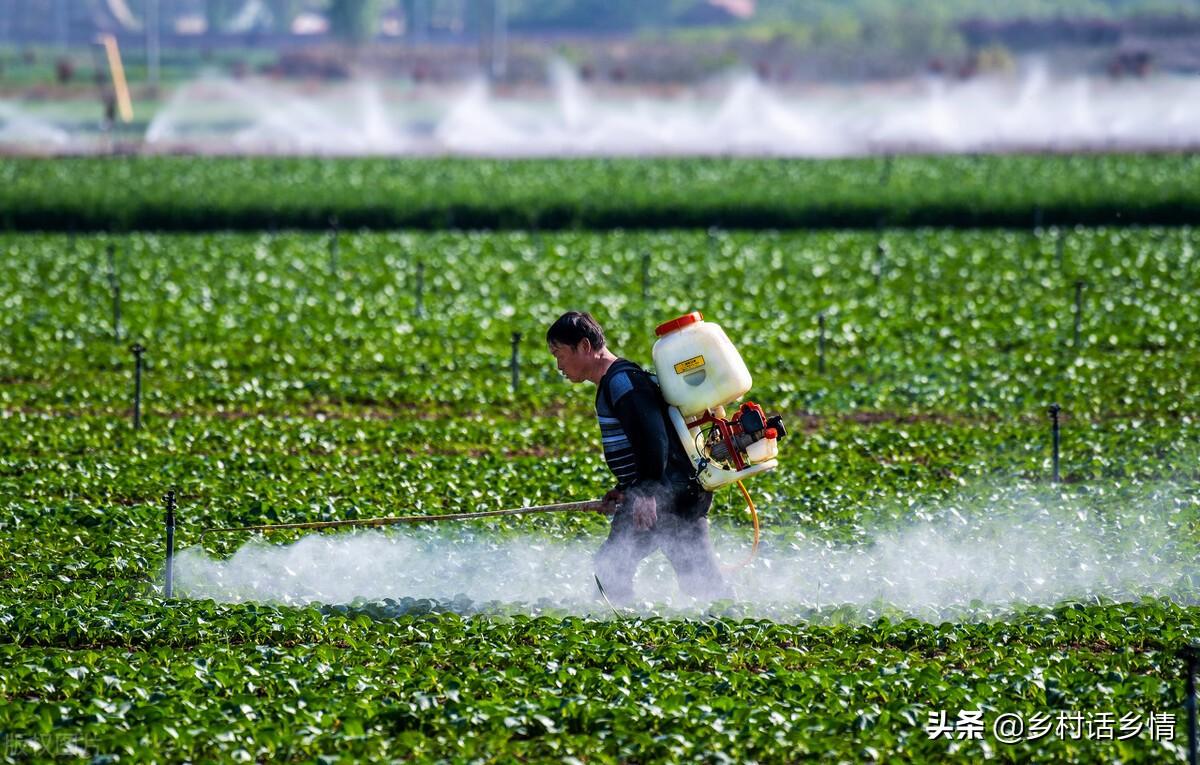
594, 493, 732, 604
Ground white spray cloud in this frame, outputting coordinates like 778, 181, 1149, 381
176, 529, 601, 607
0, 102, 71, 147
174, 486, 1195, 621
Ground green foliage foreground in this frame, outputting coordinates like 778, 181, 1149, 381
2, 227, 1199, 762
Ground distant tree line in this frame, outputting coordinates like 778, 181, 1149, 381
57, 0, 1200, 50
508, 0, 1200, 36
199, 0, 1200, 39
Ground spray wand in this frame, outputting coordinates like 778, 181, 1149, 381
199, 499, 604, 541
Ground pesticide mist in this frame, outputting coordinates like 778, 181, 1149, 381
174, 484, 1198, 622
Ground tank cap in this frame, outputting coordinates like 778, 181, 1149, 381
655, 311, 704, 337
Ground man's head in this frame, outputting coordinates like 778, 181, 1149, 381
547, 311, 607, 383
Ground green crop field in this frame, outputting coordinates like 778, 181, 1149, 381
2, 180, 1200, 762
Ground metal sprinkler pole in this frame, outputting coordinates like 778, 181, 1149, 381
1048, 404, 1062, 483
107, 245, 122, 342
415, 261, 425, 318
1183, 644, 1200, 765
328, 215, 339, 276
879, 154, 893, 186
817, 312, 826, 375
510, 332, 521, 393
1073, 280, 1086, 350
641, 251, 651, 301
874, 240, 886, 288
130, 343, 145, 429
164, 490, 176, 598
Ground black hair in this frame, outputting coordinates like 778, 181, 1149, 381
546, 311, 606, 350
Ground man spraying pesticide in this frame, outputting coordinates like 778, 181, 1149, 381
547, 311, 787, 606
193, 311, 783, 608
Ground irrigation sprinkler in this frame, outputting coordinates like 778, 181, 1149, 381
414, 260, 425, 318
328, 215, 339, 276
164, 490, 176, 599
198, 499, 604, 540
1181, 644, 1200, 765
510, 331, 521, 394
817, 312, 826, 375
1048, 404, 1062, 483
130, 343, 145, 429
1073, 280, 1086, 349
106, 245, 122, 342
641, 250, 651, 301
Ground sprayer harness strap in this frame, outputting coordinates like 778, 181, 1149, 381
597, 359, 697, 494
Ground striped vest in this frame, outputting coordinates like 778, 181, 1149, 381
594, 358, 694, 490
595, 359, 643, 486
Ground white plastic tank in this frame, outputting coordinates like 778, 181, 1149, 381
652, 312, 752, 418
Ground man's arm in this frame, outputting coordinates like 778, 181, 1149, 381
609, 375, 671, 502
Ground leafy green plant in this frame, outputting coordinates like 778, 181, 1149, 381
2, 224, 1198, 762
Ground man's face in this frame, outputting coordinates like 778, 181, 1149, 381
549, 340, 589, 383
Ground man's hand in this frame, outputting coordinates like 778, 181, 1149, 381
601, 488, 624, 515
631, 494, 657, 531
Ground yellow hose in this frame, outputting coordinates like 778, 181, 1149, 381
723, 480, 760, 572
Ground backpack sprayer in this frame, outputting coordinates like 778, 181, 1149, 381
652, 311, 786, 568
653, 312, 786, 491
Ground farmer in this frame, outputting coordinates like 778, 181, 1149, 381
547, 311, 732, 604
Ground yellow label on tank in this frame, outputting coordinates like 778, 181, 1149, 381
674, 355, 706, 374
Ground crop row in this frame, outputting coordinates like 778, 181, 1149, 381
3, 598, 1199, 762
2, 228, 1196, 416
3, 411, 1198, 539
3, 154, 1200, 231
